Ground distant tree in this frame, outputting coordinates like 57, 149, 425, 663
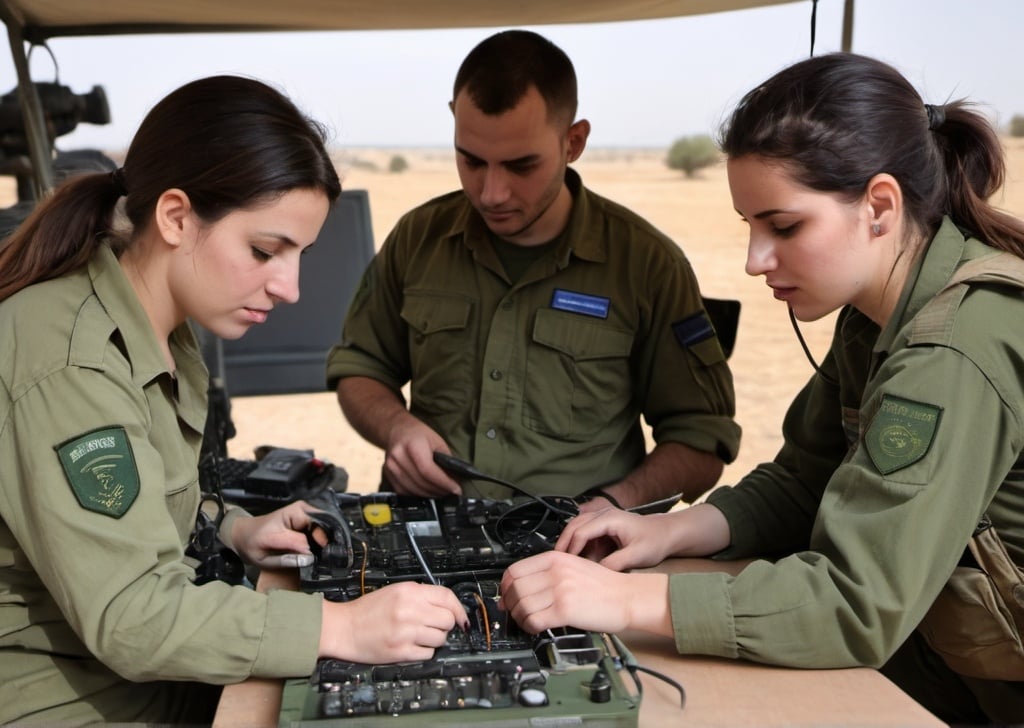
666, 134, 719, 178
389, 154, 409, 173
1010, 114, 1024, 138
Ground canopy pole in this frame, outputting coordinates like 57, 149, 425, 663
841, 0, 854, 51
0, 6, 55, 198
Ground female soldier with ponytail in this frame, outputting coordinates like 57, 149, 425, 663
501, 52, 1024, 724
0, 75, 466, 724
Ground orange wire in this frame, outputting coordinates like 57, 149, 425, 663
472, 591, 491, 650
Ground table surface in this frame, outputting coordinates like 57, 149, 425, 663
213, 558, 946, 728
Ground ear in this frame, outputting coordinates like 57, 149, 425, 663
566, 118, 590, 163
154, 188, 194, 247
448, 99, 455, 115
864, 173, 903, 236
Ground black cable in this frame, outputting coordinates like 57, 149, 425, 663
787, 306, 840, 387
608, 633, 685, 711
433, 452, 578, 519
788, 305, 822, 374
631, 664, 686, 710
809, 0, 819, 57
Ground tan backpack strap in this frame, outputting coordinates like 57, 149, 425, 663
969, 523, 1024, 627
911, 252, 1024, 345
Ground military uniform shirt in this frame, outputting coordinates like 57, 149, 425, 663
668, 218, 1024, 671
326, 168, 739, 496
0, 245, 322, 724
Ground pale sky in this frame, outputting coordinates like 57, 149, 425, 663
3, 0, 1023, 152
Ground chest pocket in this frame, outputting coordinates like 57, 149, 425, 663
400, 291, 474, 415
145, 383, 202, 543
524, 308, 634, 441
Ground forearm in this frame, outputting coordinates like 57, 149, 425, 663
336, 376, 413, 450
601, 442, 723, 509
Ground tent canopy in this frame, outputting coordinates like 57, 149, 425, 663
0, 0, 838, 193
0, 0, 801, 40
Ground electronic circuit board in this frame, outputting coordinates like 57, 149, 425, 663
278, 492, 640, 726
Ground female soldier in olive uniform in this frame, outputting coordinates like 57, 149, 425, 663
0, 76, 466, 724
501, 53, 1024, 724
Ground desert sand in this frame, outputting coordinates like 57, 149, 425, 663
222, 138, 1024, 497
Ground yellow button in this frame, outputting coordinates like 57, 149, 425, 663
363, 502, 392, 526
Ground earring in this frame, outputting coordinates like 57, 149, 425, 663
871, 223, 882, 236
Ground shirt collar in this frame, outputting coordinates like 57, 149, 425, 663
459, 167, 607, 268
88, 244, 207, 424
874, 216, 967, 354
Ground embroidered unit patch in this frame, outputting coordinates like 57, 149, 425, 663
550, 289, 610, 319
56, 426, 140, 518
865, 395, 941, 475
671, 311, 715, 349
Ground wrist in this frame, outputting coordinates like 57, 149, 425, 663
320, 599, 355, 659
217, 507, 250, 552
627, 572, 672, 635
580, 487, 624, 510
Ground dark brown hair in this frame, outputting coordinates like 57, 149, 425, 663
719, 52, 1024, 255
0, 75, 341, 301
453, 29, 578, 126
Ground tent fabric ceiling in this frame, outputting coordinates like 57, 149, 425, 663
0, 0, 800, 39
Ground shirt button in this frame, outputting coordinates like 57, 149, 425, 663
485, 428, 497, 440
490, 369, 503, 381
502, 300, 514, 310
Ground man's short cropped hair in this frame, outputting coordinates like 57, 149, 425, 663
452, 29, 578, 126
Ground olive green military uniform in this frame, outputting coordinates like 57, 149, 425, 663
0, 245, 322, 724
667, 218, 1024, 723
326, 169, 739, 497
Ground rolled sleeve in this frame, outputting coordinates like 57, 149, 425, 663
252, 588, 323, 678
669, 571, 738, 657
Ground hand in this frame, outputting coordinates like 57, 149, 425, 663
384, 418, 462, 497
576, 492, 620, 515
499, 551, 670, 636
555, 509, 676, 572
320, 582, 469, 663
228, 500, 316, 569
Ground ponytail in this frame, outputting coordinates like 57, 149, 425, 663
930, 101, 1024, 256
0, 170, 124, 301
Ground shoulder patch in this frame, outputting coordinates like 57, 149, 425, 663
55, 426, 140, 518
865, 395, 942, 475
672, 311, 715, 348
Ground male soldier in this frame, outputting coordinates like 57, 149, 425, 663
327, 30, 740, 511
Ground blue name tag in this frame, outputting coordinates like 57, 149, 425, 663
551, 289, 610, 319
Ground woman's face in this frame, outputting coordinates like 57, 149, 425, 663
169, 187, 330, 340
728, 154, 879, 322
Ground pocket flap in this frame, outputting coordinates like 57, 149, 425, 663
532, 308, 633, 361
401, 292, 472, 335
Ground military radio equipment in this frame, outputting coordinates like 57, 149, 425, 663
278, 490, 643, 726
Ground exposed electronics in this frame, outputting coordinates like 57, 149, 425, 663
277, 491, 642, 726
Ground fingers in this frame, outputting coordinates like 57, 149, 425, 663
258, 552, 315, 569
500, 552, 574, 634
555, 510, 611, 554
502, 552, 631, 635
323, 582, 470, 664
385, 441, 462, 497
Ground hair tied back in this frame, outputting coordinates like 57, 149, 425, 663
109, 167, 128, 197
925, 104, 946, 131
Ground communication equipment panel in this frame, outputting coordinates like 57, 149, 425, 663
279, 492, 641, 726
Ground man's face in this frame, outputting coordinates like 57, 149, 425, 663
452, 85, 585, 246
